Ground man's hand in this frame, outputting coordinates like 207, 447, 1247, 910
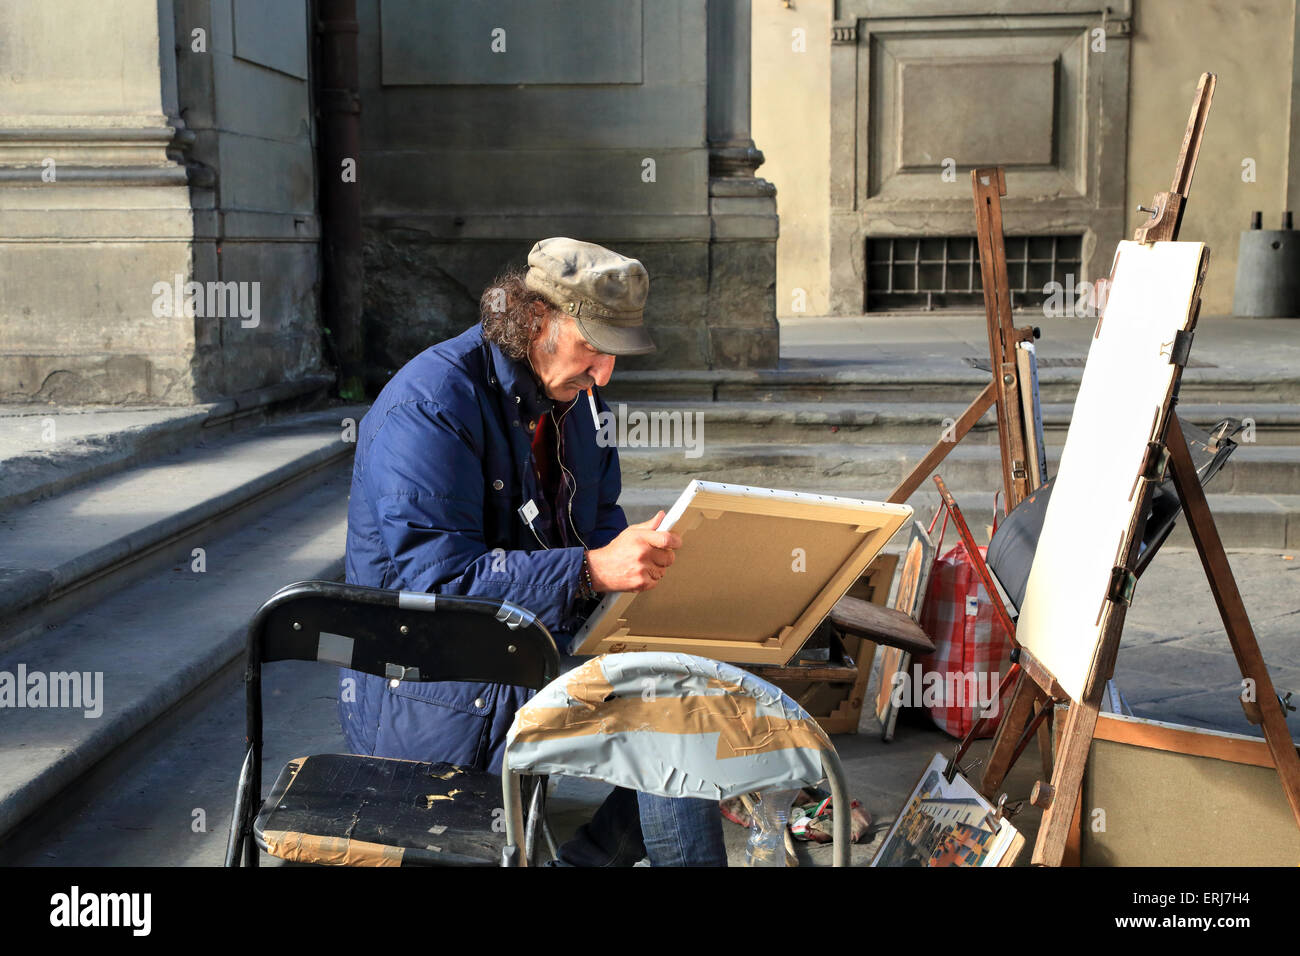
586, 511, 681, 593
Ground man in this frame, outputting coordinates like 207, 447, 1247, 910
339, 237, 727, 866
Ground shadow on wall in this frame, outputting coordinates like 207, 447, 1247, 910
360, 231, 501, 394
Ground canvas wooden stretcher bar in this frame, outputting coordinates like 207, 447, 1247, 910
753, 551, 901, 735
573, 481, 912, 665
830, 555, 900, 730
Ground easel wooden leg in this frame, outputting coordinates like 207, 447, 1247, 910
972, 166, 1033, 510
1167, 414, 1300, 828
979, 671, 1041, 798
1031, 691, 1102, 866
888, 382, 997, 505
1062, 789, 1084, 867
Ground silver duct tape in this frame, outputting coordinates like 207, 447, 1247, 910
316, 631, 355, 667
385, 662, 419, 680
398, 591, 438, 610
505, 651, 833, 799
494, 602, 535, 630
507, 731, 827, 801
598, 652, 813, 721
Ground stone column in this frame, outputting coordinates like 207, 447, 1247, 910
705, 0, 778, 368
0, 0, 199, 403
708, 0, 767, 186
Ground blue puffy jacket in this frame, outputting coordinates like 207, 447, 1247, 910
338, 323, 627, 771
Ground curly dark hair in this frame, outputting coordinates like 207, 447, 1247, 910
478, 265, 561, 361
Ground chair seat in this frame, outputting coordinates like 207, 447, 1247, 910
253, 754, 504, 866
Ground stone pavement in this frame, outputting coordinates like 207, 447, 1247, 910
1117, 550, 1300, 731
778, 313, 1300, 389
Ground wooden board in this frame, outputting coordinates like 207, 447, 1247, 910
874, 521, 937, 740
829, 597, 933, 656
1074, 712, 1300, 866
573, 481, 912, 665
972, 166, 1030, 509
1015, 241, 1209, 702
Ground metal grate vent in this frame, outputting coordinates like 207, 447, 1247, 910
866, 235, 1084, 312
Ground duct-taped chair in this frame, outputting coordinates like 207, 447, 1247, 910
501, 651, 853, 866
224, 580, 560, 867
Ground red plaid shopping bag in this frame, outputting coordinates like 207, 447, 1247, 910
914, 538, 1016, 739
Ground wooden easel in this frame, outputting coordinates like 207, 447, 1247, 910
885, 166, 1039, 510
868, 164, 1045, 739
789, 170, 1040, 730
976, 72, 1300, 866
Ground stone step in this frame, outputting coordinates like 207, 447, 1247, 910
0, 374, 336, 514
0, 461, 350, 846
615, 487, 1300, 551
614, 440, 1300, 496
0, 404, 365, 655
601, 401, 1300, 446
603, 367, 1300, 406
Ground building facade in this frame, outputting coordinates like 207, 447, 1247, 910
754, 0, 1300, 319
0, 0, 779, 406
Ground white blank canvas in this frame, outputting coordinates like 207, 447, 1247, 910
1015, 241, 1208, 702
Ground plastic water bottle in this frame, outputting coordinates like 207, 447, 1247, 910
745, 789, 800, 867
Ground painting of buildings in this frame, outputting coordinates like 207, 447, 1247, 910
872, 754, 1021, 867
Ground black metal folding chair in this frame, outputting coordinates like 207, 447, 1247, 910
224, 580, 560, 867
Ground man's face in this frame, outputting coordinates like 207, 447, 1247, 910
528, 306, 617, 403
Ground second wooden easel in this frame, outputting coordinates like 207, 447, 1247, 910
885, 167, 1041, 510
871, 163, 1048, 739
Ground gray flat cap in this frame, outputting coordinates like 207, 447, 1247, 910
524, 237, 656, 356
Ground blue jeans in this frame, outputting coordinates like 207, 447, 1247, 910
557, 787, 727, 867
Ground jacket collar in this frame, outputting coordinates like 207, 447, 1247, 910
483, 330, 556, 423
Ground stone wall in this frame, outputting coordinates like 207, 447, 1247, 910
356, 0, 778, 380
0, 0, 780, 406
0, 0, 197, 403
0, 0, 327, 405
359, 231, 777, 390
825, 0, 1131, 316
1127, 0, 1298, 316
174, 0, 325, 399
752, 0, 833, 319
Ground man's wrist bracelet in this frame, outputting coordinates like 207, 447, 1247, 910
578, 550, 597, 601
